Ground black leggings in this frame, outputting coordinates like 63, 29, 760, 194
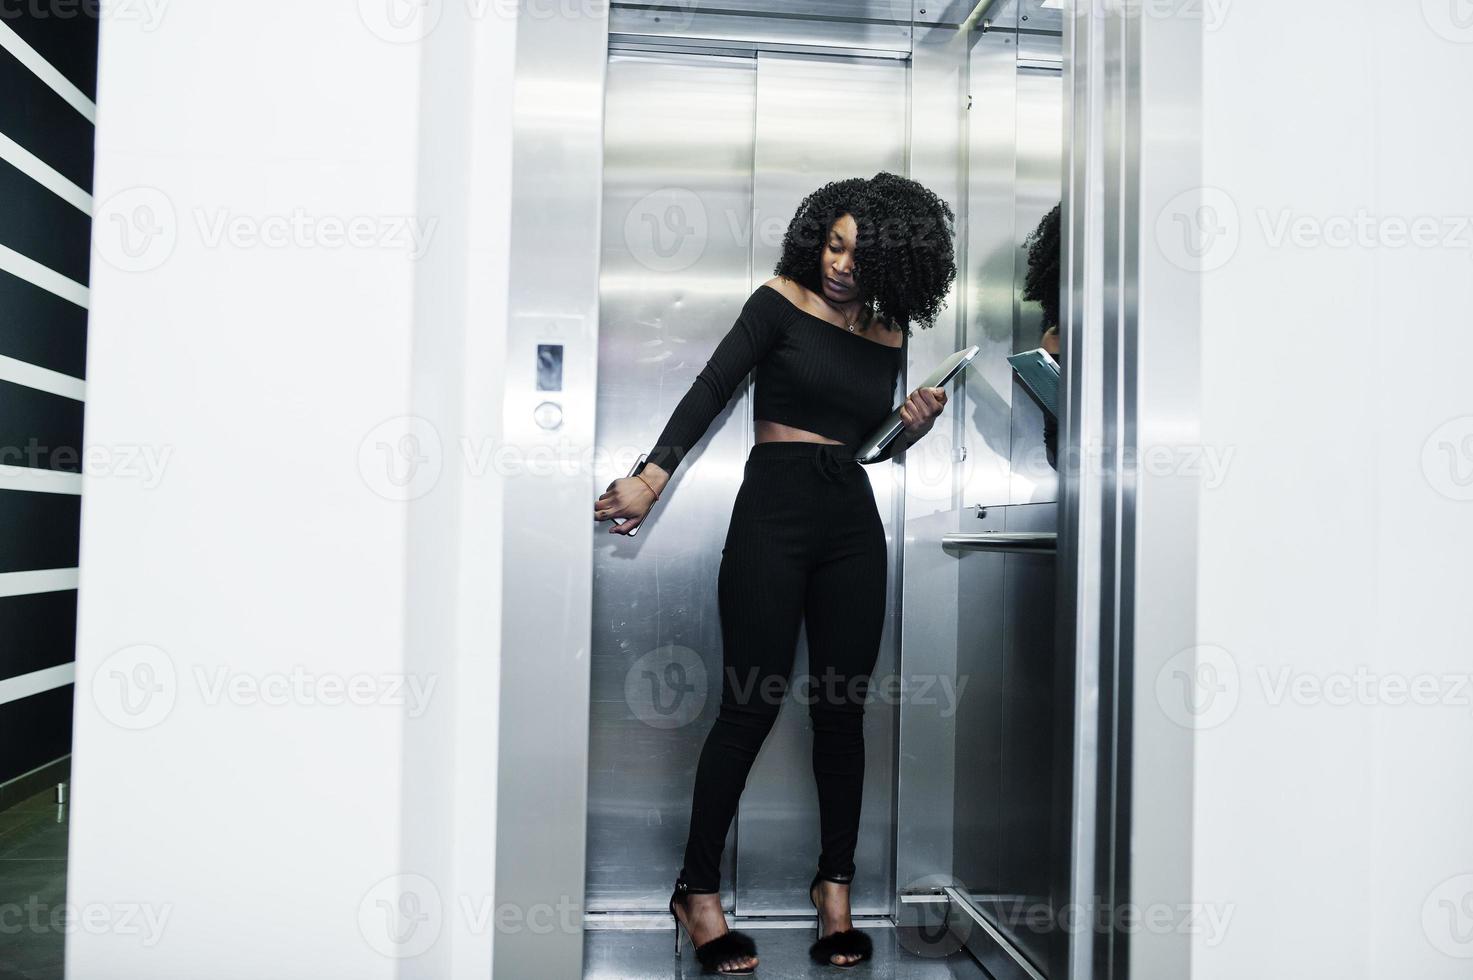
680, 440, 888, 892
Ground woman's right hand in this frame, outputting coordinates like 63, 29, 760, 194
594, 475, 659, 535
1041, 324, 1061, 357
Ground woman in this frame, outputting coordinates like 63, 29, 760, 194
594, 172, 957, 973
1022, 202, 1062, 469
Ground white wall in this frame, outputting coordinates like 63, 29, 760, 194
67, 3, 515, 977
1148, 2, 1473, 977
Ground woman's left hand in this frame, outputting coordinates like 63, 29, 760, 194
899, 385, 947, 440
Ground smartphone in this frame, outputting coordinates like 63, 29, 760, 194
612, 453, 649, 537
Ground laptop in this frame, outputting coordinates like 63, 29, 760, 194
854, 345, 980, 463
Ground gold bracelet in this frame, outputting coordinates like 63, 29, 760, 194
635, 472, 660, 501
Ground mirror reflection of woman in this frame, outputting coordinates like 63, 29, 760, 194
595, 173, 957, 973
1023, 203, 1062, 469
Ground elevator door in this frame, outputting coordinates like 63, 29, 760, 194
589, 48, 908, 917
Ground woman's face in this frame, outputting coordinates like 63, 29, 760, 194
820, 213, 860, 304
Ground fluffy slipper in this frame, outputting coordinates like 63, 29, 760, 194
693, 928, 758, 974
809, 926, 873, 966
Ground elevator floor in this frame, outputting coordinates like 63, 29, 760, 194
584, 921, 993, 979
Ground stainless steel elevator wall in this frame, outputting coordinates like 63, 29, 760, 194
589, 50, 757, 912
589, 47, 908, 917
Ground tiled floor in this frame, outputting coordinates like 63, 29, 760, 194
584, 921, 993, 980
0, 787, 68, 980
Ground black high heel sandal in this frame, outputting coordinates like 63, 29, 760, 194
807, 870, 873, 969
669, 877, 759, 976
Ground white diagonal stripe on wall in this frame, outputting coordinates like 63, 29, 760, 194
0, 132, 92, 214
0, 354, 85, 400
0, 245, 88, 308
0, 465, 81, 495
0, 663, 75, 707
0, 568, 79, 598
0, 21, 96, 123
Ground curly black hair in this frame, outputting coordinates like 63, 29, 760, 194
772, 172, 957, 335
1022, 203, 1062, 330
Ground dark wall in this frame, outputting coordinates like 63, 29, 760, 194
0, 6, 99, 788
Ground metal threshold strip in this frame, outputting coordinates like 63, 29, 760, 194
941, 886, 1046, 980
940, 531, 1058, 554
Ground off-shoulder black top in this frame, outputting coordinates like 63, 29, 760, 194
642, 284, 905, 479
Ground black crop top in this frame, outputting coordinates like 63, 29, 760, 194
643, 284, 905, 479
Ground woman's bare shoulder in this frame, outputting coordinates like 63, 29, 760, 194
762, 276, 810, 307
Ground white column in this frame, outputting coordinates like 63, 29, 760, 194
1134, 1, 1473, 976
67, 3, 515, 978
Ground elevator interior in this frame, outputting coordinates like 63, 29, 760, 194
587, 2, 1078, 977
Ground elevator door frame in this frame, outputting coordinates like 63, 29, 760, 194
587, 40, 912, 922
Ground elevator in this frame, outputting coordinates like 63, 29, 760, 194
585, 3, 1087, 978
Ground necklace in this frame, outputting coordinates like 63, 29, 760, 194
844, 305, 866, 332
